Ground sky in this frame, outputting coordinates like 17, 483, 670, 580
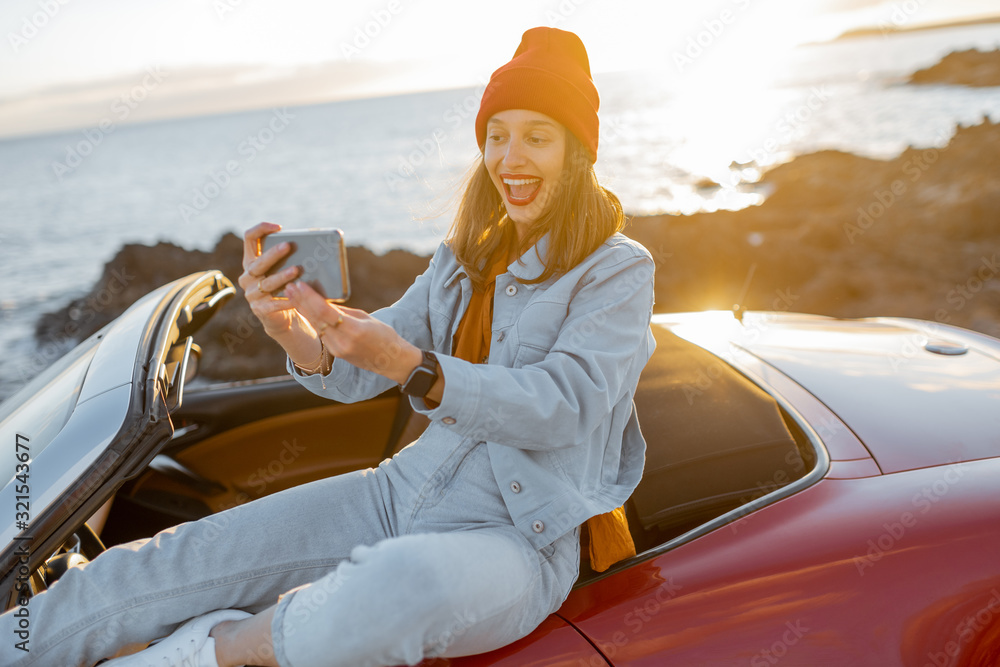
1, 0, 999, 138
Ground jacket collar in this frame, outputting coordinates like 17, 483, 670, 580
443, 245, 467, 288
443, 232, 552, 287
508, 232, 550, 282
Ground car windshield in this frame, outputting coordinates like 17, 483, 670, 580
0, 334, 102, 488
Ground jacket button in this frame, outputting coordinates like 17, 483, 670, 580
532, 520, 544, 533
442, 416, 456, 425
505, 284, 518, 297
510, 481, 521, 493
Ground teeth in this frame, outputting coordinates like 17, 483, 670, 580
503, 177, 540, 185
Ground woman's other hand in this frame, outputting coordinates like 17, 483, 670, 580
285, 279, 423, 386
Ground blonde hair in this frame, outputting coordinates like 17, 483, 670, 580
446, 132, 624, 291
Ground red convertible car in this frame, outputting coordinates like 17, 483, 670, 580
2, 270, 999, 666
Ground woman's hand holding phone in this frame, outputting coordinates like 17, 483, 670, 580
240, 222, 332, 372
240, 223, 303, 334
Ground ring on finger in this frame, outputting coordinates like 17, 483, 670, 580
317, 315, 343, 336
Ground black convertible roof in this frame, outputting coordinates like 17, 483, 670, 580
629, 326, 809, 545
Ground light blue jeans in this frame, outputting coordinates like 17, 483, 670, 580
0, 426, 581, 667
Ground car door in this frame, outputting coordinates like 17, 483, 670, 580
0, 271, 235, 608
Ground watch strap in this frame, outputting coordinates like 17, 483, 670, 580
401, 350, 438, 397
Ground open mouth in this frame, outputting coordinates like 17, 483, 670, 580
502, 175, 542, 206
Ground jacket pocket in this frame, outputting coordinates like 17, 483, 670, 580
513, 342, 548, 368
514, 300, 568, 356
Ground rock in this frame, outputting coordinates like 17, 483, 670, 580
908, 49, 1000, 87
34, 117, 1000, 381
624, 119, 1000, 339
35, 233, 431, 381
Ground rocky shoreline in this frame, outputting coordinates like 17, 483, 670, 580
34, 238, 432, 380
909, 49, 1000, 87
626, 118, 999, 337
36, 43, 1000, 382
37, 116, 1000, 382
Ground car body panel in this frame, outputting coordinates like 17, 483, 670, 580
0, 384, 129, 548
4, 293, 999, 665
74, 285, 162, 404
0, 271, 234, 603
419, 615, 610, 666
558, 457, 1000, 666
740, 321, 1000, 474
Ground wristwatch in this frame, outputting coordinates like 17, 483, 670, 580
401, 350, 439, 397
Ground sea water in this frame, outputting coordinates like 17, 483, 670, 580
1, 22, 999, 399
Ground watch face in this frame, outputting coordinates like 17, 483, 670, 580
403, 367, 437, 397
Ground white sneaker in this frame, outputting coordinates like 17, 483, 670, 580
102, 609, 252, 667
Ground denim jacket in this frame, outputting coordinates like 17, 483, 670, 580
288, 232, 656, 549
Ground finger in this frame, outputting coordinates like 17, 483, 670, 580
242, 222, 282, 270
285, 280, 346, 329
249, 292, 299, 318
241, 241, 294, 294
331, 304, 372, 319
254, 239, 296, 276
257, 264, 301, 296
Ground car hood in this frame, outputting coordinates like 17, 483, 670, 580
659, 311, 1000, 474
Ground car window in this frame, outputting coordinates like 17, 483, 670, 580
0, 335, 101, 488
627, 328, 817, 553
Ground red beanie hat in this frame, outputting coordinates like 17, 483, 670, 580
476, 27, 600, 161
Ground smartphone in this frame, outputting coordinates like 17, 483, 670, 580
259, 228, 351, 302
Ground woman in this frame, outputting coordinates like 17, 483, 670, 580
2, 26, 654, 667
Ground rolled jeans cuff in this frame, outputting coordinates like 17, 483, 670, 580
272, 583, 309, 667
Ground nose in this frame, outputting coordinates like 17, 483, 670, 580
503, 138, 527, 169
